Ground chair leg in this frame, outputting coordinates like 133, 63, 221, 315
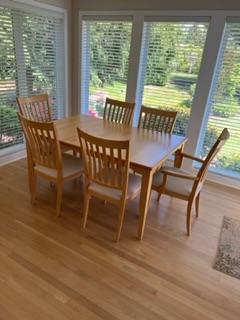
56, 183, 63, 217
82, 193, 91, 228
31, 173, 37, 204
116, 202, 126, 242
186, 200, 194, 236
27, 163, 33, 194
50, 181, 55, 189
195, 193, 200, 218
157, 192, 162, 202
26, 147, 33, 194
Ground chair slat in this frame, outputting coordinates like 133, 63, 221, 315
138, 106, 177, 134
18, 113, 61, 170
17, 94, 52, 122
104, 98, 135, 126
77, 128, 130, 190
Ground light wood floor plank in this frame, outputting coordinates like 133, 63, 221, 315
0, 159, 240, 319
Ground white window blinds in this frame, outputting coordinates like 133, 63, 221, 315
135, 21, 208, 134
81, 19, 132, 117
198, 22, 240, 178
0, 5, 65, 154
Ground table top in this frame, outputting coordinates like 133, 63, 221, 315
55, 114, 187, 170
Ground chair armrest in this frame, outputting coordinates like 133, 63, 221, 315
160, 168, 197, 181
180, 153, 205, 163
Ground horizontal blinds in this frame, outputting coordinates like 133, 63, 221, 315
199, 23, 240, 177
82, 15, 132, 22
81, 20, 132, 118
138, 21, 208, 135
0, 7, 21, 151
0, 5, 65, 153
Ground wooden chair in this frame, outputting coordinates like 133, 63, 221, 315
17, 94, 77, 184
138, 106, 177, 134
17, 94, 52, 122
18, 113, 83, 216
77, 128, 141, 241
103, 97, 135, 125
152, 128, 230, 235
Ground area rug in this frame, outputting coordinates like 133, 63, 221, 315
214, 216, 240, 280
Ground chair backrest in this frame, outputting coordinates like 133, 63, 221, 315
103, 97, 135, 125
18, 113, 62, 171
138, 106, 177, 134
17, 94, 52, 122
77, 128, 130, 194
197, 128, 230, 183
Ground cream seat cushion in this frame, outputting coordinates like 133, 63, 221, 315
35, 154, 83, 178
89, 173, 141, 201
152, 166, 195, 197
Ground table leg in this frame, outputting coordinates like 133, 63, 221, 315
174, 144, 184, 168
138, 168, 153, 240
26, 145, 34, 194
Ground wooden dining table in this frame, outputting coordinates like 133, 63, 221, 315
55, 114, 187, 240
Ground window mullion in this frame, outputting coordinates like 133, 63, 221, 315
11, 10, 28, 96
132, 21, 151, 127
184, 15, 226, 164
80, 20, 90, 114
55, 21, 66, 118
125, 15, 144, 126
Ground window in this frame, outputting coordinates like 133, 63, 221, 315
0, 5, 65, 154
135, 21, 208, 134
81, 19, 132, 118
198, 21, 240, 178
79, 13, 240, 182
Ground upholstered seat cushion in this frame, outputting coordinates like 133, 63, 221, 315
88, 173, 141, 201
35, 153, 83, 179
152, 166, 195, 197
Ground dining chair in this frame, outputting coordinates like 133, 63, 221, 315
138, 106, 177, 134
152, 128, 230, 236
103, 97, 135, 125
77, 128, 141, 241
17, 94, 77, 184
18, 113, 83, 216
17, 94, 53, 122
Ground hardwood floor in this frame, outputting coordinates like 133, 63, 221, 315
0, 159, 240, 320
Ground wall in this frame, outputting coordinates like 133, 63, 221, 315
73, 0, 240, 11
35, 0, 70, 8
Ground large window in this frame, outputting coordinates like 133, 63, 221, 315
78, 14, 240, 182
136, 21, 208, 135
198, 22, 240, 178
0, 5, 65, 154
81, 19, 132, 117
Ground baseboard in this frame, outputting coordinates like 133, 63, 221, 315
0, 149, 26, 167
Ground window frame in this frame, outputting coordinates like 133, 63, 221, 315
0, 0, 69, 161
79, 14, 134, 115
78, 10, 240, 188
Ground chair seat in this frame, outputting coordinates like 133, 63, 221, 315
152, 166, 195, 197
89, 173, 141, 201
35, 153, 83, 179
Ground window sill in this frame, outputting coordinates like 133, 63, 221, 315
0, 146, 26, 167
